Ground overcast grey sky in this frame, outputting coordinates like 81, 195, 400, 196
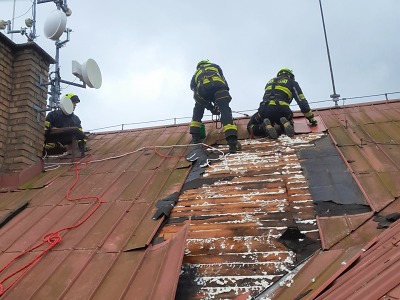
2, 0, 400, 132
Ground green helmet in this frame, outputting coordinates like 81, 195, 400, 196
197, 59, 210, 69
277, 68, 294, 79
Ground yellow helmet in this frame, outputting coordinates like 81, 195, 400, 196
277, 68, 294, 79
65, 93, 80, 103
197, 59, 210, 69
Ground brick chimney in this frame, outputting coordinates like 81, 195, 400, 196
0, 32, 54, 186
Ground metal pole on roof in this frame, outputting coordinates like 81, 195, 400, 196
318, 0, 340, 106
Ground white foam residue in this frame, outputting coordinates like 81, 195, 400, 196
295, 219, 316, 225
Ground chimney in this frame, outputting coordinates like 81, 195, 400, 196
0, 32, 54, 187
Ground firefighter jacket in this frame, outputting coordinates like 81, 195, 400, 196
45, 110, 82, 132
190, 62, 229, 92
263, 76, 311, 114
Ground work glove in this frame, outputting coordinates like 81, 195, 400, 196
307, 116, 318, 126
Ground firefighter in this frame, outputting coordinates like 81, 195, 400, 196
44, 93, 88, 154
247, 68, 317, 139
189, 59, 240, 153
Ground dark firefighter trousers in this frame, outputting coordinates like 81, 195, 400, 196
247, 101, 293, 136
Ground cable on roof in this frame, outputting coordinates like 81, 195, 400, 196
0, 159, 102, 296
44, 143, 230, 170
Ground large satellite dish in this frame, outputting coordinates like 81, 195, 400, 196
72, 59, 102, 89
44, 10, 67, 40
59, 95, 74, 115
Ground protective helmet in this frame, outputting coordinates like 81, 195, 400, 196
197, 59, 210, 69
277, 68, 294, 79
66, 93, 80, 103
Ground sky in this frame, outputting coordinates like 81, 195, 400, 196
1, 0, 400, 132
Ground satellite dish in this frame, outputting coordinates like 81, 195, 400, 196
59, 95, 74, 115
72, 58, 102, 89
44, 10, 67, 40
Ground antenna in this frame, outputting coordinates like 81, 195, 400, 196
43, 9, 67, 40
72, 59, 103, 89
27, 0, 103, 120
0, 0, 38, 41
59, 95, 74, 115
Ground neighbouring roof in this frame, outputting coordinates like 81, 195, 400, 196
0, 99, 399, 299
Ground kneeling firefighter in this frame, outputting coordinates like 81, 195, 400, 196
247, 68, 317, 139
189, 59, 240, 153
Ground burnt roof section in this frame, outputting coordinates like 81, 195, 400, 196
158, 131, 326, 299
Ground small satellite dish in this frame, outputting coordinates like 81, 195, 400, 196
44, 10, 67, 40
72, 58, 102, 89
59, 95, 74, 115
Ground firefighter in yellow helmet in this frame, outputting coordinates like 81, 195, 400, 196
44, 93, 88, 154
247, 68, 317, 139
189, 60, 240, 153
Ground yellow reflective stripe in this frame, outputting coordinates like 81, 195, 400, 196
190, 121, 202, 128
265, 85, 292, 98
268, 100, 289, 106
275, 86, 292, 98
223, 124, 237, 132
304, 110, 313, 118
298, 93, 306, 100
203, 66, 219, 72
202, 76, 225, 84
194, 69, 203, 82
45, 120, 50, 128
44, 143, 56, 149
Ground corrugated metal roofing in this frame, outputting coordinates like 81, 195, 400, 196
265, 99, 400, 299
0, 126, 192, 299
314, 219, 400, 300
2, 99, 399, 299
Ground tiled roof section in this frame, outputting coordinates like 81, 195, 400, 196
158, 133, 325, 299
265, 246, 364, 300
265, 99, 400, 299
314, 219, 400, 300
317, 212, 374, 249
0, 126, 192, 299
317, 100, 400, 211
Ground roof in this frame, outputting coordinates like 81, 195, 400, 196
264, 99, 400, 300
0, 99, 399, 299
0, 126, 192, 299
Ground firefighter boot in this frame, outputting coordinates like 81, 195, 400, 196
263, 119, 278, 139
227, 136, 241, 154
191, 133, 201, 144
280, 117, 295, 137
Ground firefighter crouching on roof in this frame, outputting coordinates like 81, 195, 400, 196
44, 93, 88, 154
247, 68, 317, 139
189, 59, 241, 153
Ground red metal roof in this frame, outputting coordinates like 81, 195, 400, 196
0, 126, 192, 299
1, 99, 399, 299
265, 99, 400, 299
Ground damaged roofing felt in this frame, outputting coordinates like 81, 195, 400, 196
0, 125, 193, 299
298, 135, 370, 216
265, 99, 400, 300
157, 133, 326, 299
